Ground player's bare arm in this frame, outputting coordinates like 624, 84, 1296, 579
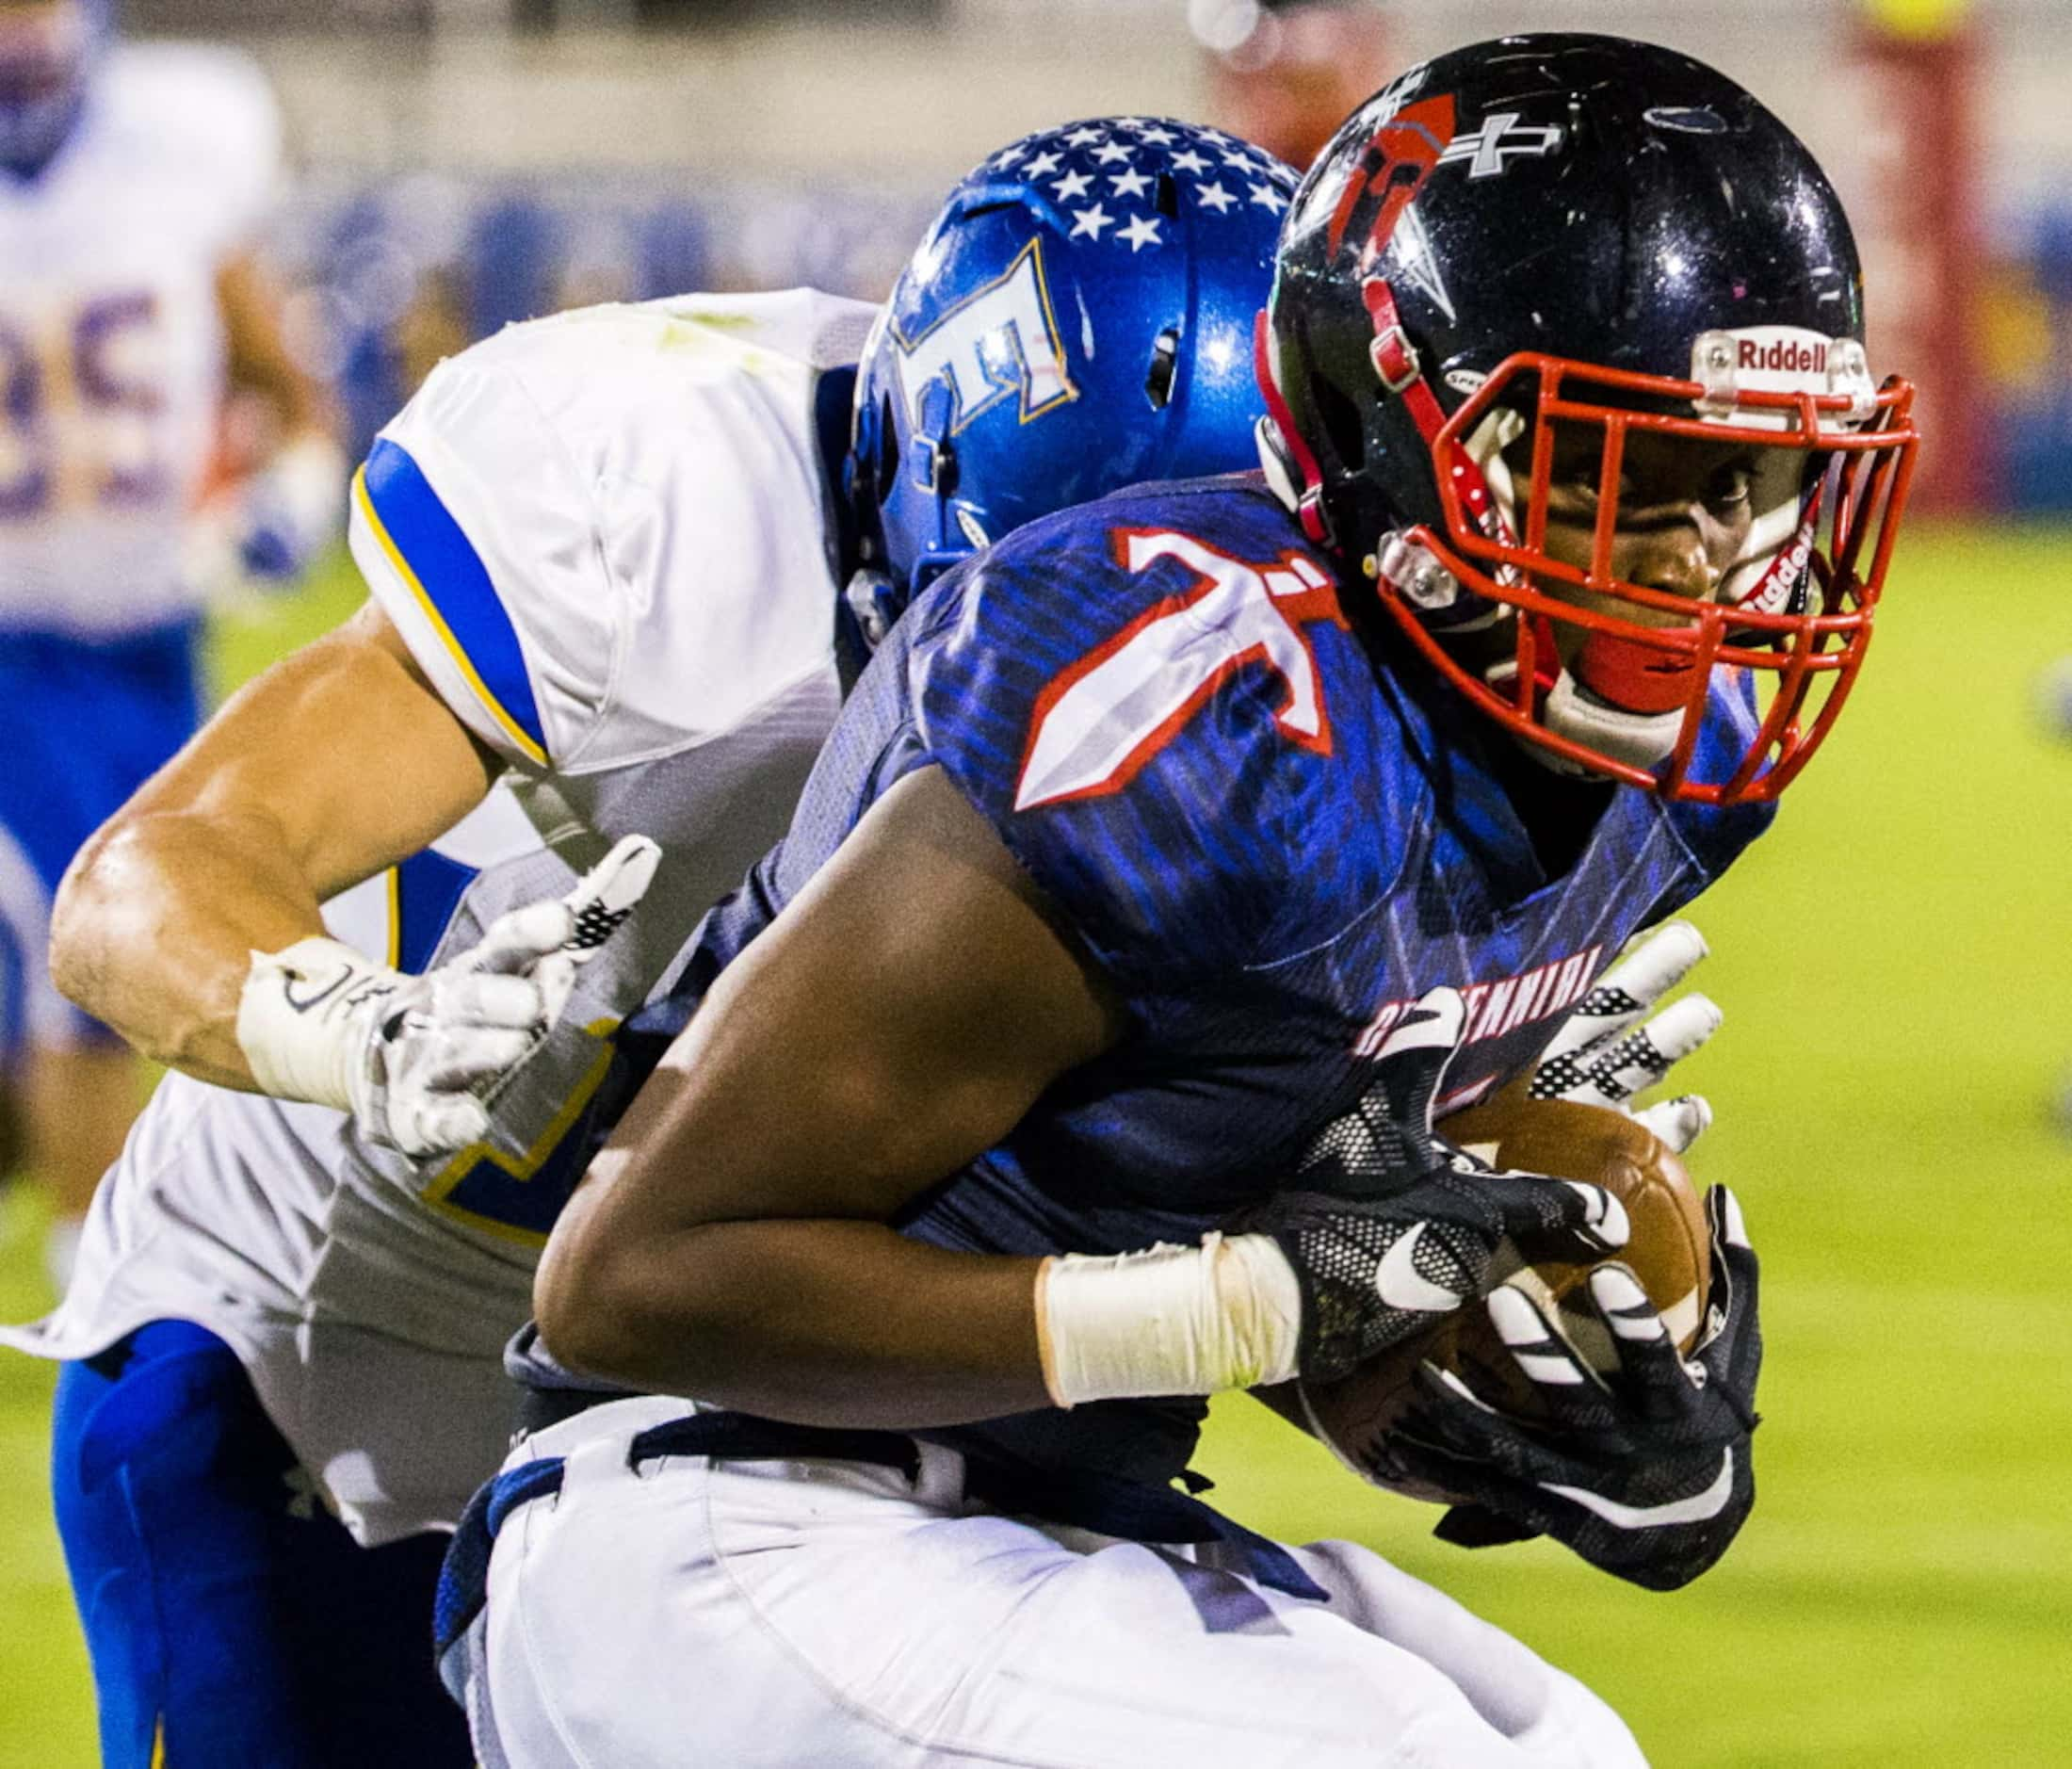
538, 767, 1622, 1428
219, 250, 337, 444
537, 763, 1123, 1426
50, 602, 494, 1087
182, 251, 348, 596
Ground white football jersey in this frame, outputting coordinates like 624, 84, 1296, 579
3, 290, 877, 1545
0, 44, 279, 635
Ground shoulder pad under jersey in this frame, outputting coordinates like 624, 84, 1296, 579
100, 44, 282, 256
350, 291, 876, 774
912, 479, 1359, 988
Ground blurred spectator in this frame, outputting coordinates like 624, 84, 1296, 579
0, 4, 342, 1290
1195, 0, 1393, 170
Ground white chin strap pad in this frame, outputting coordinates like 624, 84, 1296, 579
1255, 414, 1303, 512
1543, 668, 1684, 771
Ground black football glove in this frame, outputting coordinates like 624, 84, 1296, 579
1393, 1185, 1762, 1592
1254, 986, 1629, 1384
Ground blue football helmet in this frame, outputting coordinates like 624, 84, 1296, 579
844, 116, 1295, 643
0, 0, 107, 179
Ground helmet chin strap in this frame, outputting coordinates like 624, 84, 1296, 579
1253, 312, 1334, 546
1542, 669, 1684, 771
1362, 280, 1524, 634
1481, 654, 1682, 776
1484, 619, 1683, 778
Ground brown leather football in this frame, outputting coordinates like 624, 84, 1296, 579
1295, 1090, 1709, 1502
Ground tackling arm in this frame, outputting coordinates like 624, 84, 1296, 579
50, 602, 496, 1088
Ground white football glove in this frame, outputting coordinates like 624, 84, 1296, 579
185, 433, 348, 603
1525, 920, 1721, 1154
236, 836, 660, 1158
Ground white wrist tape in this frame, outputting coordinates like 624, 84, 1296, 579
235, 936, 396, 1110
1035, 1231, 1302, 1408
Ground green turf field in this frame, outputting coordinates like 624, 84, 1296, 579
3, 527, 2067, 1766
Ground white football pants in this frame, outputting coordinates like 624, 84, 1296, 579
463, 1395, 1646, 1768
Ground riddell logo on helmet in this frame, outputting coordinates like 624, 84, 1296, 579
1692, 324, 1872, 412
1737, 336, 1827, 376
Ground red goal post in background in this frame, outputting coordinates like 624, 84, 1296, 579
1842, 0, 1984, 513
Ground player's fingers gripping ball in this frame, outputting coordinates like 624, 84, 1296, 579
1527, 921, 1723, 1149
1247, 987, 1629, 1383
1296, 1090, 1709, 1502
1035, 988, 1625, 1410
1390, 1186, 1762, 1590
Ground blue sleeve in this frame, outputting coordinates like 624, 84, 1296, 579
908, 505, 1322, 991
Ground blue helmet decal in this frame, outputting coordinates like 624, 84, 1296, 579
848, 116, 1294, 627
891, 236, 1079, 435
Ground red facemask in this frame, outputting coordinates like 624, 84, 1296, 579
1257, 294, 1922, 806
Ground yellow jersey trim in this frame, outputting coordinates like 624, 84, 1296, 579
352, 463, 551, 769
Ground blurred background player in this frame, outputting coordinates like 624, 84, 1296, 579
0, 0, 341, 1289
5, 119, 1290, 1765
1194, 0, 1397, 168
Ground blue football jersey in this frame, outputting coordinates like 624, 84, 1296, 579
666, 473, 1774, 1483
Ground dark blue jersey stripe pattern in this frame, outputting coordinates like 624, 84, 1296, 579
674, 475, 1773, 1484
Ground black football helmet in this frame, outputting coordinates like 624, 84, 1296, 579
1258, 34, 1920, 804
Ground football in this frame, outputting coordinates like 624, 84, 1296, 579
1296, 1091, 1710, 1502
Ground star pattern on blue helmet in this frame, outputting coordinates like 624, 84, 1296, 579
1071, 203, 1115, 240
980, 117, 1297, 253
851, 110, 1290, 615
